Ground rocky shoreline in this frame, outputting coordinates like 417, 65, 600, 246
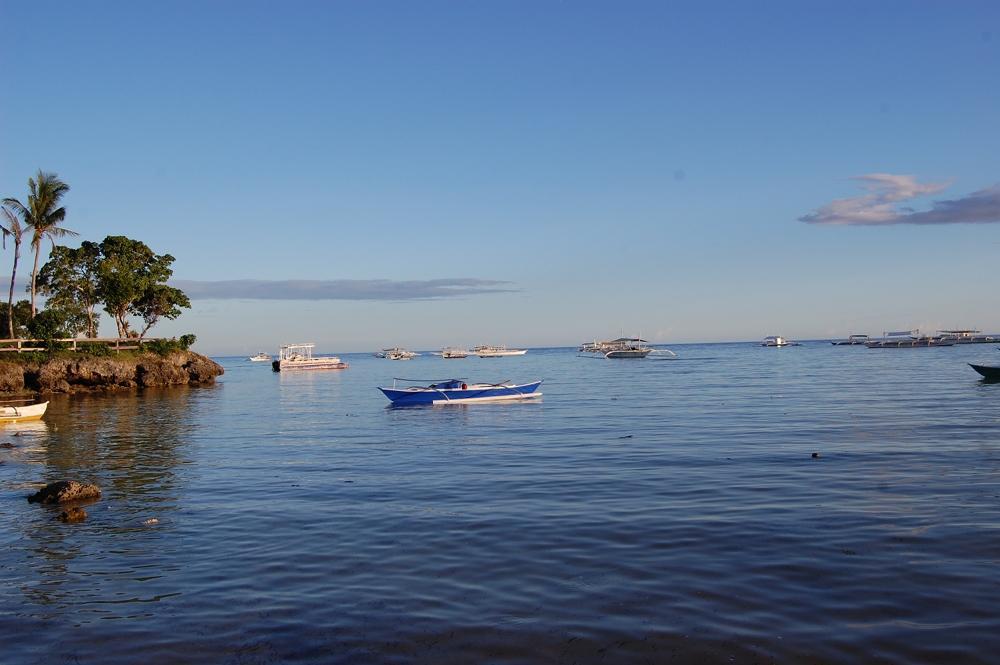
0, 351, 224, 394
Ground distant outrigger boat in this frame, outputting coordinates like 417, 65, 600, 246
248, 352, 271, 362
578, 337, 677, 359
939, 330, 1000, 344
762, 336, 799, 347
865, 330, 954, 348
375, 347, 419, 360
272, 343, 348, 371
472, 345, 527, 357
378, 378, 542, 406
0, 401, 48, 423
440, 347, 469, 359
831, 334, 869, 346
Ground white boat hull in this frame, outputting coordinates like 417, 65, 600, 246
0, 401, 48, 423
274, 358, 348, 371
432, 391, 542, 405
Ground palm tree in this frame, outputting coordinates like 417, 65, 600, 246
0, 206, 25, 338
3, 171, 77, 317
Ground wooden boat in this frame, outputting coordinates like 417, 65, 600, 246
0, 401, 48, 423
969, 364, 1000, 381
272, 343, 348, 371
378, 378, 542, 405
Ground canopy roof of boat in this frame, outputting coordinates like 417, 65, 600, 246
610, 337, 648, 343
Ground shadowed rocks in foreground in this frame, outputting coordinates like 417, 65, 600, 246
0, 351, 223, 394
27, 480, 102, 504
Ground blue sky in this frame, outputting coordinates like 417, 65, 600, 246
2, 1, 999, 354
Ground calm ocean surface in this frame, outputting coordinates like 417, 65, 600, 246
3, 343, 1000, 664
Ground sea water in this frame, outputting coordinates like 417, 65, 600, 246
2, 343, 999, 664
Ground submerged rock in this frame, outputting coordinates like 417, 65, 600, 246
58, 507, 88, 523
0, 442, 14, 449
27, 480, 102, 505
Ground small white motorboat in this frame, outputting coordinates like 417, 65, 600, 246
440, 347, 469, 359
761, 336, 799, 347
249, 352, 271, 362
0, 401, 48, 423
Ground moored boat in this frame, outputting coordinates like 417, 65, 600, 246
249, 352, 271, 362
0, 401, 48, 423
440, 347, 469, 359
831, 334, 869, 346
865, 331, 954, 348
272, 343, 348, 371
472, 345, 528, 357
939, 330, 1000, 344
378, 378, 542, 405
969, 364, 1000, 381
761, 336, 799, 347
375, 347, 419, 360
578, 337, 669, 359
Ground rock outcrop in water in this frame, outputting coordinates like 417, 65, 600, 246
28, 480, 102, 504
0, 351, 223, 394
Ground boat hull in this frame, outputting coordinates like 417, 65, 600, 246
476, 350, 528, 357
379, 381, 543, 406
604, 349, 652, 358
0, 401, 48, 423
865, 340, 955, 348
970, 364, 1000, 381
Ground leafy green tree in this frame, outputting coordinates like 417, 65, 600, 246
96, 235, 188, 337
136, 284, 191, 338
0, 206, 26, 338
2, 171, 78, 317
36, 242, 101, 338
0, 300, 31, 339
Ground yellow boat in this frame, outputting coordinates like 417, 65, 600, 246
0, 401, 48, 423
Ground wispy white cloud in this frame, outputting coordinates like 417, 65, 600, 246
171, 278, 516, 301
800, 174, 1000, 226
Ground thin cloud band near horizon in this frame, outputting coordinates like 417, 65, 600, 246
169, 278, 517, 301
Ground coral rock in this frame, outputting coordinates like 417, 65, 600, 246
28, 480, 102, 505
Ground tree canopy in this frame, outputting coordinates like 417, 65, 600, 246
36, 241, 102, 338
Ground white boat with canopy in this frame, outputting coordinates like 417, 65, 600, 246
472, 345, 528, 357
578, 337, 677, 359
272, 343, 348, 371
375, 347, 419, 360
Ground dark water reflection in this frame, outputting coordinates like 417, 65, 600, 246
2, 344, 1000, 664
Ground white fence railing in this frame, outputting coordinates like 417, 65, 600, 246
0, 338, 166, 353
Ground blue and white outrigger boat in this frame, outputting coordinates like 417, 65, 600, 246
378, 378, 543, 406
